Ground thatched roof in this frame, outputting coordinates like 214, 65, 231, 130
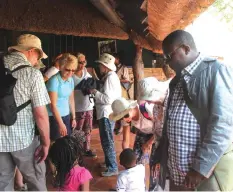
147, 0, 215, 41
0, 0, 128, 40
129, 30, 162, 53
95, 0, 215, 52
0, 0, 215, 52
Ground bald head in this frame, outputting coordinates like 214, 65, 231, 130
162, 30, 197, 51
162, 30, 199, 74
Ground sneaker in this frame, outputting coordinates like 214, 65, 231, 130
85, 150, 97, 158
101, 170, 118, 177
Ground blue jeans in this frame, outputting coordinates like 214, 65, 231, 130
98, 118, 118, 172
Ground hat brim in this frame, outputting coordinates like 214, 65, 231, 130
95, 60, 116, 72
8, 45, 48, 59
109, 100, 138, 121
36, 60, 46, 69
139, 91, 166, 103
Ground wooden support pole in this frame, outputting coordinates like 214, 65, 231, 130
133, 45, 144, 100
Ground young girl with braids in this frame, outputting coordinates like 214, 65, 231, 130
49, 136, 92, 191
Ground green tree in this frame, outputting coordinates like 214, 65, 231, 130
210, 0, 233, 30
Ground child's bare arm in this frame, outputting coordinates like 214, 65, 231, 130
80, 180, 90, 191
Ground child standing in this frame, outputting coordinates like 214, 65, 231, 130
49, 136, 92, 191
116, 149, 146, 192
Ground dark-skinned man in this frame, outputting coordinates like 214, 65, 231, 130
157, 30, 233, 191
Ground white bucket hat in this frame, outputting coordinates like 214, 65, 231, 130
138, 77, 171, 103
8, 34, 48, 59
109, 97, 137, 121
95, 53, 116, 71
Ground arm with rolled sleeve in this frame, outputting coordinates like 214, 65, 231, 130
95, 74, 119, 105
192, 64, 233, 177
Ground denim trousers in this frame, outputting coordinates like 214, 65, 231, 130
98, 117, 118, 172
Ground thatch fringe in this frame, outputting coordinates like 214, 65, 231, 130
147, 0, 215, 41
0, 0, 128, 40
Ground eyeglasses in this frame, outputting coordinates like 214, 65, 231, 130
65, 68, 75, 73
78, 61, 86, 65
120, 114, 130, 120
163, 44, 183, 61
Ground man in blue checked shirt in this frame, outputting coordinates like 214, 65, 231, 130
157, 30, 233, 191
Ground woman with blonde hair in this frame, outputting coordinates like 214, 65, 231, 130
73, 53, 96, 157
46, 53, 78, 141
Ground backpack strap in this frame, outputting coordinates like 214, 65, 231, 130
11, 65, 31, 73
17, 100, 31, 112
12, 65, 32, 112
139, 103, 152, 120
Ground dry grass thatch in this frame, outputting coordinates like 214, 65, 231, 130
147, 0, 215, 41
0, 0, 128, 40
129, 30, 163, 53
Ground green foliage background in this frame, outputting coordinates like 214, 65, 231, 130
211, 0, 233, 30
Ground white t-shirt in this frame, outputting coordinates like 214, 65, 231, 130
116, 164, 146, 192
73, 68, 94, 112
44, 66, 59, 79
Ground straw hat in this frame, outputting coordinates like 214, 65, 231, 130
138, 77, 171, 102
8, 34, 47, 59
95, 53, 116, 71
109, 97, 137, 121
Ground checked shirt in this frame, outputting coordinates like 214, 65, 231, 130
167, 54, 204, 186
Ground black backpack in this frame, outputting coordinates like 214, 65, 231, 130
0, 56, 31, 126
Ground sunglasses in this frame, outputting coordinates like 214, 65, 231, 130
78, 61, 86, 65
120, 114, 130, 121
65, 68, 76, 73
163, 44, 183, 61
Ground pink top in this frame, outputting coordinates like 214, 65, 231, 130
60, 166, 93, 191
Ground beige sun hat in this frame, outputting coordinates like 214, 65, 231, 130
109, 97, 138, 121
8, 34, 48, 59
95, 53, 116, 71
138, 77, 171, 103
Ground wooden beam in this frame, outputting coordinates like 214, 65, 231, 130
133, 45, 144, 100
90, 0, 127, 31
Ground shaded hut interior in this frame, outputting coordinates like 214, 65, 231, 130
0, 0, 215, 83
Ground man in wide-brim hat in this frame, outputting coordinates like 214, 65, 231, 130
0, 34, 50, 191
89, 53, 122, 177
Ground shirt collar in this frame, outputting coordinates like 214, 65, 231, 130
6, 52, 32, 70
11, 52, 28, 61
182, 53, 204, 76
57, 72, 71, 82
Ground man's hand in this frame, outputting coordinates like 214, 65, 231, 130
184, 169, 205, 189
35, 145, 49, 163
151, 163, 160, 179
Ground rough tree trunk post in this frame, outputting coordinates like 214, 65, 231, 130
133, 45, 144, 100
